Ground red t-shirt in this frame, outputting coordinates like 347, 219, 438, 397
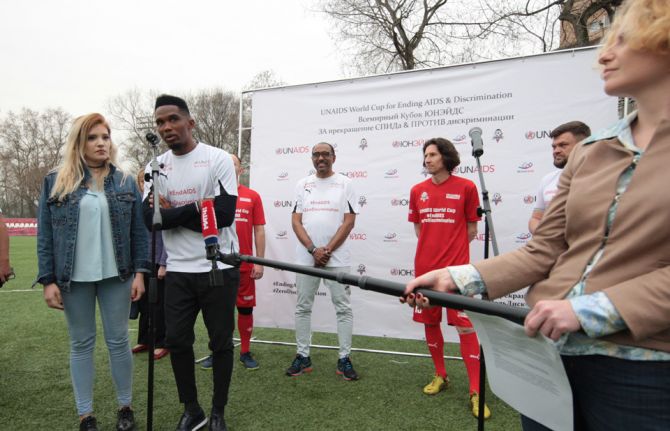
408, 175, 480, 276
235, 185, 266, 272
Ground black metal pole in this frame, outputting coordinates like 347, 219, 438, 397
473, 141, 500, 430
218, 254, 528, 324
145, 132, 163, 431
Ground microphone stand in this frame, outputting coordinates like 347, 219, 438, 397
145, 132, 163, 431
472, 133, 500, 431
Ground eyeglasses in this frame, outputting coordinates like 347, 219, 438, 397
311, 152, 333, 159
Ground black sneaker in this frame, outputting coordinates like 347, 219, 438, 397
116, 407, 136, 431
239, 351, 259, 370
337, 356, 359, 381
79, 416, 98, 431
199, 355, 213, 370
209, 408, 228, 431
285, 354, 313, 376
175, 408, 207, 431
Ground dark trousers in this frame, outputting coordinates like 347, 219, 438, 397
136, 270, 166, 347
164, 269, 239, 409
521, 355, 670, 431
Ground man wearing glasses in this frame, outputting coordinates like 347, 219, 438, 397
286, 142, 360, 380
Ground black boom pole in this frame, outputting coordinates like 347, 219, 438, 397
218, 253, 528, 324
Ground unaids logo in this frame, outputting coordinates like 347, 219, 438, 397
349, 232, 367, 240
452, 134, 467, 144
391, 197, 409, 206
359, 138, 368, 150
275, 146, 310, 155
515, 232, 532, 243
492, 192, 502, 206
525, 130, 551, 140
273, 200, 293, 208
358, 196, 367, 207
384, 168, 399, 179
517, 162, 534, 173
343, 170, 368, 179
390, 268, 415, 277
457, 164, 495, 174
392, 139, 423, 148
357, 264, 366, 275
493, 129, 504, 143
383, 232, 398, 242
420, 191, 429, 202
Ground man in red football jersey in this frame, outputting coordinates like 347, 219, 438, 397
407, 137, 490, 419
201, 154, 266, 371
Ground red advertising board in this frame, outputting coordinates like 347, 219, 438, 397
4, 218, 37, 236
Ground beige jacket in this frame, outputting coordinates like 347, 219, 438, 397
475, 120, 670, 352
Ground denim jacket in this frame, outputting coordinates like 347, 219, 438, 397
36, 165, 149, 291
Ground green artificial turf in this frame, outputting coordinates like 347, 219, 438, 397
0, 236, 521, 430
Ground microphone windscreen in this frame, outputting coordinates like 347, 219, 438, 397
201, 199, 218, 242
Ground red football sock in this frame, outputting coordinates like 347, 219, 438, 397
458, 331, 481, 394
238, 313, 253, 354
424, 324, 447, 378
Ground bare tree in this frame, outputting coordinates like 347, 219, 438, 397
245, 70, 285, 91
0, 108, 71, 217
238, 70, 287, 186
106, 89, 162, 174
107, 88, 242, 174
319, 0, 623, 74
187, 89, 240, 154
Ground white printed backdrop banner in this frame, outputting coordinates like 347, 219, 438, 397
248, 48, 618, 341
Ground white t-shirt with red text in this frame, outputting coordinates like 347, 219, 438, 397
294, 173, 359, 267
144, 143, 238, 272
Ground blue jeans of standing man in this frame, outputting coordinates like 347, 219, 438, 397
62, 278, 133, 416
521, 354, 670, 431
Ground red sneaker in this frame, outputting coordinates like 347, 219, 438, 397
154, 348, 170, 360
131, 344, 148, 354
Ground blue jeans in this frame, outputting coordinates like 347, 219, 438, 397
521, 355, 670, 431
62, 278, 133, 416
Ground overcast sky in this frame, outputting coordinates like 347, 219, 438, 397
0, 0, 343, 117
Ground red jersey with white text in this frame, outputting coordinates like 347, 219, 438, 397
408, 175, 480, 276
235, 185, 266, 272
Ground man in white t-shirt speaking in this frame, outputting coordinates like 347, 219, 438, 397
286, 142, 360, 381
528, 121, 591, 234
143, 94, 239, 431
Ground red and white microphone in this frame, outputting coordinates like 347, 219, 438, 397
200, 199, 219, 263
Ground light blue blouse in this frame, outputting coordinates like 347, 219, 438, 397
71, 189, 118, 282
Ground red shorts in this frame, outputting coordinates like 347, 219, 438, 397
413, 305, 473, 327
236, 271, 256, 308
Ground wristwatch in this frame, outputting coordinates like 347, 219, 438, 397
307, 245, 316, 254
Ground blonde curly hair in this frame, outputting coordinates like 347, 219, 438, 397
601, 0, 670, 54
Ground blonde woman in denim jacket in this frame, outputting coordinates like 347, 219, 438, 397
37, 113, 149, 431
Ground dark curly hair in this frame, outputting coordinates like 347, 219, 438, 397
422, 137, 460, 173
